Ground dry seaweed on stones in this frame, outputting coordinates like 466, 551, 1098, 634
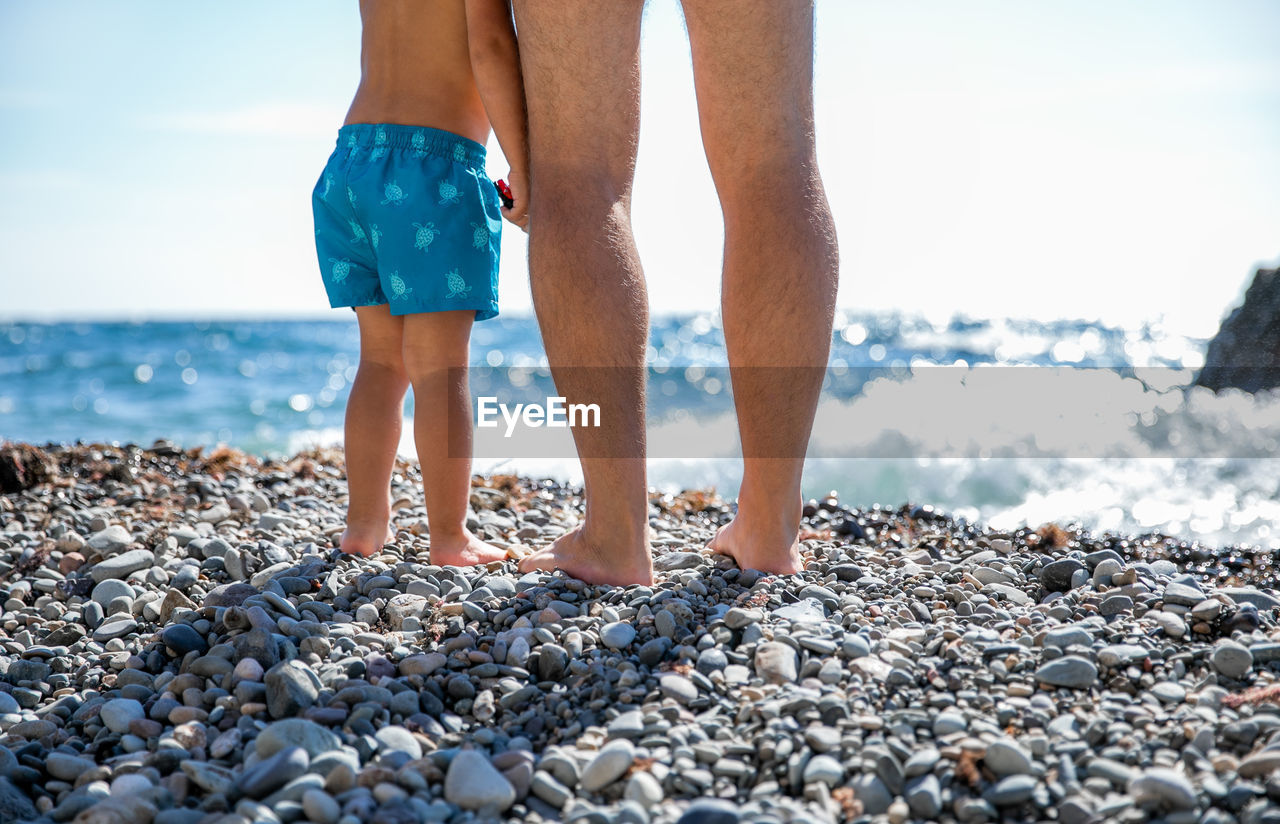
0, 443, 57, 493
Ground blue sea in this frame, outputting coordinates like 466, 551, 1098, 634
2, 314, 1278, 549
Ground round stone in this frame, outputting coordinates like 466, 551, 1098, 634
607, 710, 645, 740
1211, 640, 1252, 679
696, 648, 727, 674
99, 698, 145, 733
802, 755, 844, 786
905, 748, 941, 777
237, 746, 308, 798
580, 739, 635, 792
302, 789, 341, 824
1039, 559, 1084, 592
91, 579, 133, 607
1034, 656, 1098, 690
92, 617, 138, 642
1099, 595, 1133, 616
659, 674, 697, 703
265, 661, 319, 718
444, 750, 516, 811
984, 739, 1033, 776
1155, 612, 1186, 639
600, 621, 637, 650
933, 711, 967, 736
255, 719, 341, 759
87, 525, 132, 553
537, 644, 569, 682
1128, 767, 1197, 810
46, 752, 97, 782
233, 658, 264, 682
676, 801, 742, 824
90, 549, 154, 582
108, 773, 153, 796
624, 771, 664, 808
374, 725, 422, 760
160, 623, 209, 656
754, 642, 798, 684
905, 774, 942, 818
986, 774, 1037, 806
723, 607, 762, 629
1092, 558, 1122, 584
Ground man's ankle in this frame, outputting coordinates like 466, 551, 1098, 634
348, 511, 391, 527
734, 490, 802, 535
428, 523, 469, 541
579, 519, 648, 556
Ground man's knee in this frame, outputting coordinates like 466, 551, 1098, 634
712, 151, 821, 212
530, 166, 633, 234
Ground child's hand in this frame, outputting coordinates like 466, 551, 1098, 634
501, 167, 529, 231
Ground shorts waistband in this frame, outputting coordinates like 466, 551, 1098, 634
337, 124, 487, 167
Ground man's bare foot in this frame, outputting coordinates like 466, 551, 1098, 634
707, 516, 804, 575
429, 530, 508, 567
340, 521, 395, 558
518, 526, 654, 587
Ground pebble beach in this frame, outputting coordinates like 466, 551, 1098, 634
1, 442, 1280, 824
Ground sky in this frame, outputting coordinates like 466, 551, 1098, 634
1, 1, 1278, 337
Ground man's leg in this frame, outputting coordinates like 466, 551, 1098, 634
401, 311, 507, 567
681, 0, 839, 573
512, 0, 652, 586
342, 305, 409, 557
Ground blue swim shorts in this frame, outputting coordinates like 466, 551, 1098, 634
312, 124, 501, 320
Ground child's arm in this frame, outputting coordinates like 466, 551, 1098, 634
465, 0, 528, 230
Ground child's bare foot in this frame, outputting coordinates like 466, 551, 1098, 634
340, 521, 395, 558
429, 530, 508, 567
518, 527, 654, 587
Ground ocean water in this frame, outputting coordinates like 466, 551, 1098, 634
2, 315, 1278, 549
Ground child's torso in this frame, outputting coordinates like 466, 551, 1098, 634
345, 0, 490, 146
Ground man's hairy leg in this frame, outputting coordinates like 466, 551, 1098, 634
512, 0, 653, 586
682, 0, 839, 574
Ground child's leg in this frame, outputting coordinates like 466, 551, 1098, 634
341, 305, 409, 557
402, 311, 506, 566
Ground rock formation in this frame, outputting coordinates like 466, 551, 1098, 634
1196, 264, 1280, 393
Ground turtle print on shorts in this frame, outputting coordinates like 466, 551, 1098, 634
445, 270, 471, 299
371, 126, 389, 161
438, 180, 461, 206
388, 271, 413, 300
312, 123, 500, 320
381, 181, 408, 206
413, 222, 438, 253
